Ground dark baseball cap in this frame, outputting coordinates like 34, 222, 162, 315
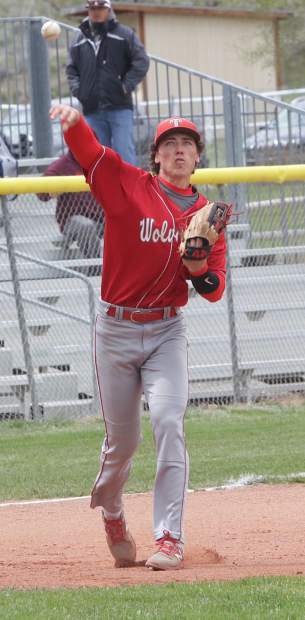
154, 117, 201, 147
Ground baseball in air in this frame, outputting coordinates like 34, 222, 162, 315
41, 20, 61, 41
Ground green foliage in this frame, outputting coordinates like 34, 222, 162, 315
1, 578, 305, 619
0, 0, 77, 20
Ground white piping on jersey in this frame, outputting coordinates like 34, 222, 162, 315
89, 160, 177, 309
150, 264, 179, 308
89, 146, 106, 185
136, 184, 177, 309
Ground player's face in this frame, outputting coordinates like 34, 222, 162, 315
88, 7, 110, 22
155, 132, 200, 187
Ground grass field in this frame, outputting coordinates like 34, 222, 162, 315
1, 578, 305, 620
1, 400, 305, 618
1, 401, 305, 501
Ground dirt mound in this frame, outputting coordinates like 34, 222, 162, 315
1, 484, 304, 588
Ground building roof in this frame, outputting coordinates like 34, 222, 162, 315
62, 3, 292, 21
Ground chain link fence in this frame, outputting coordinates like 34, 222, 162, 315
0, 186, 100, 420
1, 16, 305, 419
1, 176, 305, 420
187, 181, 305, 404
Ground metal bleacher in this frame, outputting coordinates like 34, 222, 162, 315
1, 226, 305, 416
0, 220, 99, 419
186, 255, 305, 402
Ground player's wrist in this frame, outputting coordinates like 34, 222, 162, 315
183, 259, 208, 276
191, 270, 220, 295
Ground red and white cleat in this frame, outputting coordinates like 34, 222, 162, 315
103, 512, 136, 568
146, 533, 184, 570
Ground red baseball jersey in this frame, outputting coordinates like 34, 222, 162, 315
65, 117, 227, 308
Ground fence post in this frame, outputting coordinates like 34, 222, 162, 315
0, 196, 39, 418
28, 19, 54, 158
86, 280, 100, 416
223, 85, 247, 216
223, 85, 246, 402
224, 238, 241, 403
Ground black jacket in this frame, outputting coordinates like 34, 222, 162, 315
66, 17, 149, 114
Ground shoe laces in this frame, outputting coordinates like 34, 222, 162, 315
157, 533, 183, 558
104, 515, 126, 544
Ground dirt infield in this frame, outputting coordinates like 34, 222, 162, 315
1, 484, 304, 589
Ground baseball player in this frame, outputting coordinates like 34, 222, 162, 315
49, 103, 231, 570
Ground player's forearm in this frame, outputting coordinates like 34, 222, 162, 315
190, 270, 226, 302
64, 116, 102, 172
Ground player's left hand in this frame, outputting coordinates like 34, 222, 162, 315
180, 201, 233, 263
182, 238, 208, 274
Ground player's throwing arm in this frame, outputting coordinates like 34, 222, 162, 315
50, 105, 81, 132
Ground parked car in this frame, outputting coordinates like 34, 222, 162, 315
245, 96, 305, 166
1, 98, 79, 160
1, 104, 33, 159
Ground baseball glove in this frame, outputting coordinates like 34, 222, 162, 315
179, 201, 233, 261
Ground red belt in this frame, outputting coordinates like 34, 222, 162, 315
106, 306, 177, 323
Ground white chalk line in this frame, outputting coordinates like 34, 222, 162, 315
0, 495, 91, 508
203, 471, 305, 492
1, 472, 305, 508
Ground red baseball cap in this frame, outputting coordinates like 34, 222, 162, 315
154, 117, 201, 146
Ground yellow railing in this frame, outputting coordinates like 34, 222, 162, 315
1, 163, 305, 195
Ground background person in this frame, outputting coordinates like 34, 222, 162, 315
49, 103, 229, 571
66, 0, 150, 165
37, 149, 104, 260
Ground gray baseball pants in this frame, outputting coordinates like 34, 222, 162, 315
91, 300, 189, 542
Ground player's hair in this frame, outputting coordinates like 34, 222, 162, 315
149, 138, 204, 175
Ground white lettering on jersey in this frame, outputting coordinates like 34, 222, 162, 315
140, 218, 179, 243
140, 218, 154, 241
